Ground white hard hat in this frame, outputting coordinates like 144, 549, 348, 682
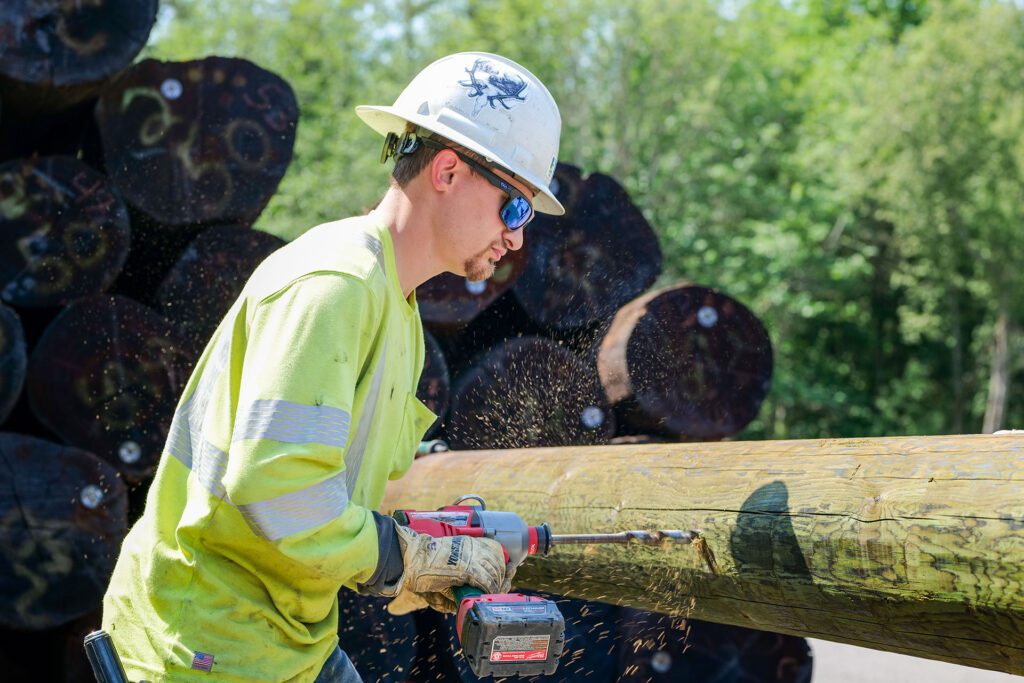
356, 52, 564, 216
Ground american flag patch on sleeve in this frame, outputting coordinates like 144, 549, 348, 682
191, 651, 215, 672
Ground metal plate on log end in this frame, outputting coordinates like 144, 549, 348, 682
96, 57, 299, 226
26, 295, 190, 482
0, 433, 127, 630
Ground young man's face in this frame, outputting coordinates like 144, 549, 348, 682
456, 162, 532, 282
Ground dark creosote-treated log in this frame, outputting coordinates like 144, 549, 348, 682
156, 223, 284, 360
597, 284, 773, 440
446, 336, 614, 450
0, 433, 127, 630
0, 156, 131, 308
27, 295, 190, 482
95, 56, 299, 227
513, 164, 662, 331
417, 244, 529, 329
0, 303, 26, 425
0, 0, 157, 114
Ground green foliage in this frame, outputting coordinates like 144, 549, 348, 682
147, 0, 1024, 438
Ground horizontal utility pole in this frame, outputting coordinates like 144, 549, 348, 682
382, 434, 1024, 675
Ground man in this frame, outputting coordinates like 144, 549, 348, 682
101, 51, 564, 682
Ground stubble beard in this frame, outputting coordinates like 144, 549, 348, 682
463, 247, 498, 282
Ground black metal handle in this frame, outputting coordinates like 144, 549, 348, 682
84, 630, 130, 683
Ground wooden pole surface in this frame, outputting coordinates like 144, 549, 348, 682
382, 434, 1024, 675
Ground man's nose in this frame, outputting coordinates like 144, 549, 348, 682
504, 227, 524, 252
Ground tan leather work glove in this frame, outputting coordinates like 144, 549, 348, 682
386, 525, 514, 616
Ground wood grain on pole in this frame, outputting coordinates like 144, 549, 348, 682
383, 434, 1024, 675
598, 284, 772, 440
512, 165, 662, 331
446, 336, 614, 450
95, 56, 299, 227
0, 157, 130, 308
26, 295, 190, 482
0, 433, 127, 630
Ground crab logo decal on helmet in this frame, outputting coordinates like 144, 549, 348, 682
458, 58, 528, 116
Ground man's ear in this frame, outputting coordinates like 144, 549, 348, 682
429, 149, 461, 193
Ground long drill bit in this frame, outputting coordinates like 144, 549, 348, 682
550, 530, 700, 546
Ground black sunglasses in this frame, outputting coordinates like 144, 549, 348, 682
383, 132, 535, 230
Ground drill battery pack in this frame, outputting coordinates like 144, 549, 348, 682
456, 593, 565, 678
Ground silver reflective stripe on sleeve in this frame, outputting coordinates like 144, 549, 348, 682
232, 399, 351, 448
194, 440, 229, 500
166, 335, 232, 472
237, 470, 350, 541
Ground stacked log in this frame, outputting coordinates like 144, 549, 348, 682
446, 336, 615, 450
598, 284, 773, 440
0, 7, 300, 680
26, 295, 191, 483
96, 56, 299, 302
0, 303, 27, 424
155, 224, 285, 360
0, 0, 158, 159
0, 156, 131, 311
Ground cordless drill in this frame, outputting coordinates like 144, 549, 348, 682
392, 494, 698, 678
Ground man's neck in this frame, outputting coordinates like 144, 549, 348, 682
373, 185, 443, 299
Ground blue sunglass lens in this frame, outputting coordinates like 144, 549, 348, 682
501, 196, 532, 230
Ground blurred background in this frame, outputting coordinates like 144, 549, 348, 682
149, 0, 1024, 440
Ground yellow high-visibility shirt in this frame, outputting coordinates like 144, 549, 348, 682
102, 215, 437, 682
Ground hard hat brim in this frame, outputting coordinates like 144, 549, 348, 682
356, 105, 565, 216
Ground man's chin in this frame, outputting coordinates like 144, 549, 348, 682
463, 259, 496, 282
